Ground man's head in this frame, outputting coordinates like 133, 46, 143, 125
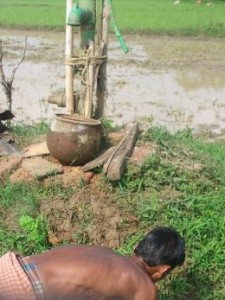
134, 226, 185, 281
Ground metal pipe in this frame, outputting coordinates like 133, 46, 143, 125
79, 0, 96, 49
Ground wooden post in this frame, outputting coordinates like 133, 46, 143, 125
95, 0, 110, 119
65, 0, 74, 114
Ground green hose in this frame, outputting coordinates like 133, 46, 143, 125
108, 0, 129, 53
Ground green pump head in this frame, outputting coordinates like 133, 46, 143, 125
67, 3, 92, 26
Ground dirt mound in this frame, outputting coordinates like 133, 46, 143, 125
40, 177, 139, 248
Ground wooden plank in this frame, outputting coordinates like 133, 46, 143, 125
103, 123, 139, 181
82, 146, 115, 172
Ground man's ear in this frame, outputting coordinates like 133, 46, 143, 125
150, 265, 171, 281
158, 265, 172, 279
161, 265, 171, 273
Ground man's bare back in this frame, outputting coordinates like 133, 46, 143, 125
0, 227, 185, 300
30, 245, 156, 300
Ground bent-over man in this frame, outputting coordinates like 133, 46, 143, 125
0, 226, 185, 300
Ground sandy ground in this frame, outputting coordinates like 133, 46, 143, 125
1, 29, 225, 136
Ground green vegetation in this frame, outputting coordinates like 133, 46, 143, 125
0, 0, 64, 30
113, 0, 225, 36
0, 0, 225, 36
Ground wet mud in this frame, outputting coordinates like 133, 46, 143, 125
1, 29, 225, 136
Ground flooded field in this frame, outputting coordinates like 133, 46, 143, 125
1, 29, 225, 136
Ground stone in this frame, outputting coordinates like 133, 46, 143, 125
22, 157, 63, 179
0, 140, 18, 156
23, 141, 49, 158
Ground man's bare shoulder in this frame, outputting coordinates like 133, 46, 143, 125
110, 256, 157, 300
135, 280, 157, 300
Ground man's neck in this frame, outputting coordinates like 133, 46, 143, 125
131, 255, 155, 280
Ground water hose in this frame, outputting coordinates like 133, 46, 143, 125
107, 0, 129, 53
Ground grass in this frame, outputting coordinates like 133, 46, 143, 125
0, 0, 64, 30
0, 0, 225, 36
113, 0, 225, 36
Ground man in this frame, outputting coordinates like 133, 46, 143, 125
0, 226, 185, 300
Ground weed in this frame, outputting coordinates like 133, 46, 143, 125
17, 215, 51, 255
100, 118, 116, 132
0, 215, 51, 256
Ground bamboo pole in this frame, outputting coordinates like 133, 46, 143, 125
65, 0, 74, 114
95, 0, 110, 119
84, 41, 95, 118
96, 0, 103, 46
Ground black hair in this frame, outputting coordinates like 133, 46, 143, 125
134, 227, 185, 268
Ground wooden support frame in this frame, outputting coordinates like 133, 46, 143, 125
65, 0, 109, 119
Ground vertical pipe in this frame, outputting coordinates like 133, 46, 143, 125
65, 0, 74, 114
79, 0, 96, 49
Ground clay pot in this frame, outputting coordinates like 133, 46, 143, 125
47, 114, 102, 166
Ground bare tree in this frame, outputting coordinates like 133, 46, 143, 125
0, 37, 27, 114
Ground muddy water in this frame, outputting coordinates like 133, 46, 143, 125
1, 29, 225, 135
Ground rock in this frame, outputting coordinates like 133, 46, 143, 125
23, 141, 49, 158
0, 140, 18, 156
22, 157, 63, 179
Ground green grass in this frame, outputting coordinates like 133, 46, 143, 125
0, 0, 225, 36
0, 0, 64, 30
113, 0, 225, 36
